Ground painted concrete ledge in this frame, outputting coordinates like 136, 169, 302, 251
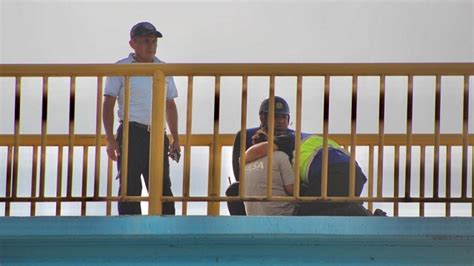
0, 216, 473, 265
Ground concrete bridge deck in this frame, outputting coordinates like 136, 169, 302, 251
1, 216, 473, 265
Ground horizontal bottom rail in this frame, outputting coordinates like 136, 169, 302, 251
1, 196, 473, 203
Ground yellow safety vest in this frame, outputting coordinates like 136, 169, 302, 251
299, 135, 340, 183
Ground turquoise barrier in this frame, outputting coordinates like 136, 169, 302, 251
1, 216, 473, 265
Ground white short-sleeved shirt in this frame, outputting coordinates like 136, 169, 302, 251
104, 53, 178, 126
244, 151, 296, 216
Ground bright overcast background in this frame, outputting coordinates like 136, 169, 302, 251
1, 0, 473, 216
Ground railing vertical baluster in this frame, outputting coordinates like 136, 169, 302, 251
469, 80, 473, 217
67, 76, 76, 198
55, 145, 63, 216
5, 145, 12, 216
182, 75, 194, 215
405, 76, 413, 199
377, 75, 385, 199
39, 76, 48, 201
461, 75, 469, 199
368, 145, 374, 212
394, 145, 400, 217
434, 75, 441, 198
94, 76, 103, 199
321, 75, 330, 199
294, 75, 303, 198
148, 71, 167, 215
446, 145, 451, 217
419, 145, 425, 217
266, 76, 276, 199
81, 146, 88, 216
208, 75, 221, 215
106, 158, 113, 216
239, 76, 248, 200
12, 77, 20, 183
207, 146, 214, 213
30, 146, 38, 216
121, 76, 130, 201
7, 76, 22, 216
349, 75, 358, 198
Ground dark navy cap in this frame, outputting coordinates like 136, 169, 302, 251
259, 96, 290, 115
130, 22, 162, 39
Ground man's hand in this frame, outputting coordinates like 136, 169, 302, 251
165, 98, 180, 162
106, 137, 120, 161
169, 138, 181, 162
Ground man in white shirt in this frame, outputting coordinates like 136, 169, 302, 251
103, 22, 179, 215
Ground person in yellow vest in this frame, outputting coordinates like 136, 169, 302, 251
246, 131, 386, 216
291, 135, 370, 215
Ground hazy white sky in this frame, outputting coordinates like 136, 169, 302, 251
0, 0, 473, 216
1, 0, 473, 134
1, 0, 473, 63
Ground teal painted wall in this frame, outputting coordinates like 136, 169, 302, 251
1, 216, 473, 265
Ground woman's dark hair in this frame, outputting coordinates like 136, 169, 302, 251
251, 129, 268, 145
274, 133, 295, 163
251, 130, 295, 163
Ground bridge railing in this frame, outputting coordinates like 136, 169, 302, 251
0, 63, 473, 216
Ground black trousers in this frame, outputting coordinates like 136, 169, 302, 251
116, 123, 175, 215
295, 162, 370, 216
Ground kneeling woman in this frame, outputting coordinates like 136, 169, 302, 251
244, 129, 296, 216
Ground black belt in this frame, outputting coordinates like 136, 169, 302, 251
120, 121, 150, 131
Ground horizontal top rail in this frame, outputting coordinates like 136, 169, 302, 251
1, 63, 474, 77
0, 134, 472, 146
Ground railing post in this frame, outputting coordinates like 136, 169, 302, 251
239, 76, 248, 201
182, 75, 194, 215
266, 76, 275, 199
120, 76, 131, 202
66, 76, 76, 199
349, 75, 358, 198
148, 70, 167, 215
321, 75, 330, 199
293, 75, 303, 198
207, 75, 222, 215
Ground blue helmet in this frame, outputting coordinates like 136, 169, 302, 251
259, 96, 290, 115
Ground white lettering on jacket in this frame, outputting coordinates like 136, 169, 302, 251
246, 161, 264, 173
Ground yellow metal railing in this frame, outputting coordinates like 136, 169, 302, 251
0, 63, 473, 217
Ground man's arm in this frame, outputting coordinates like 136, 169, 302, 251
103, 95, 119, 161
166, 98, 180, 156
